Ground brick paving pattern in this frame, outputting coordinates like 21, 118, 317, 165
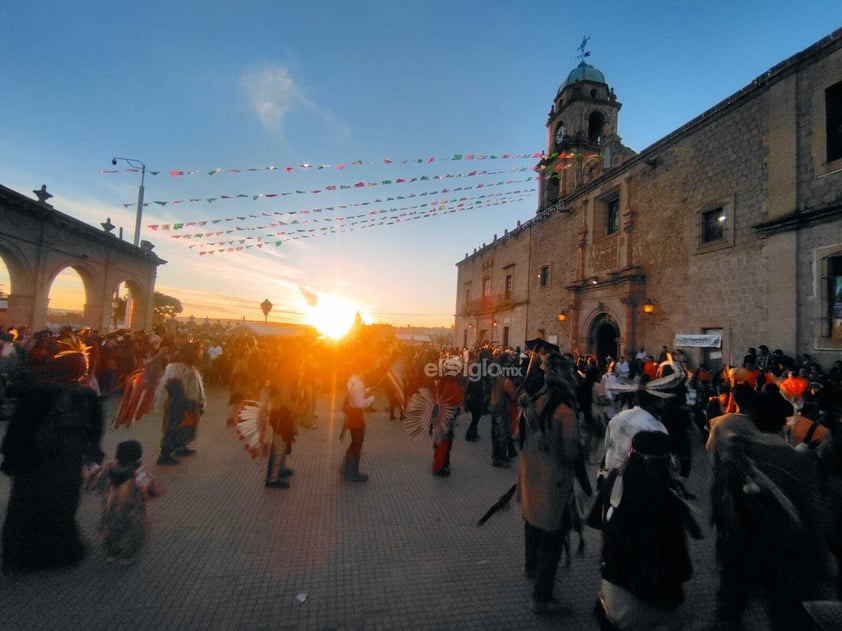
1, 386, 772, 630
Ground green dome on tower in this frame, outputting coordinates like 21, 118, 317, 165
558, 60, 606, 94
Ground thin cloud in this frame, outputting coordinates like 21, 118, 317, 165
241, 64, 313, 131
299, 285, 319, 307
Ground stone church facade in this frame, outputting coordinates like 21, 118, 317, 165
454, 28, 842, 370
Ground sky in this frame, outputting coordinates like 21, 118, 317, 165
1, 1, 840, 331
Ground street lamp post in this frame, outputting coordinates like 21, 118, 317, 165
111, 157, 146, 246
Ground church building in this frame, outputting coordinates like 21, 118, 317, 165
454, 29, 842, 369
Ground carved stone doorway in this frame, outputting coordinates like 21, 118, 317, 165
589, 313, 620, 367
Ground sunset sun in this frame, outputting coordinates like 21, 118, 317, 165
307, 294, 360, 339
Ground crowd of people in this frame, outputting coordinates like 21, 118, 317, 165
2, 320, 842, 629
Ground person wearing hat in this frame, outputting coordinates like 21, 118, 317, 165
600, 388, 668, 481
516, 351, 583, 617
520, 338, 560, 397
86, 440, 162, 564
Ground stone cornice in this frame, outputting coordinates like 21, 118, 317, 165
0, 184, 167, 265
753, 203, 842, 235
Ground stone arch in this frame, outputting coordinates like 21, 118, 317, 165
45, 259, 99, 312
0, 236, 34, 299
112, 276, 148, 329
0, 184, 165, 332
45, 264, 89, 327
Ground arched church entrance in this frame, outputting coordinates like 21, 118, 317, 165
589, 313, 619, 366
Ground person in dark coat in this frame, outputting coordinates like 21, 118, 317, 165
463, 359, 486, 442
589, 430, 701, 630
706, 383, 830, 630
1, 349, 104, 573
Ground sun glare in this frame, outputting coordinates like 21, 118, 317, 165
308, 293, 359, 339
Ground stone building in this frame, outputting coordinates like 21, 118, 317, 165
0, 184, 165, 332
454, 28, 842, 370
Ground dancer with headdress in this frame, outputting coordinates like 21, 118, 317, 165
1, 338, 104, 573
154, 341, 206, 465
598, 362, 687, 483
113, 339, 170, 428
403, 357, 463, 477
263, 352, 300, 489
516, 351, 583, 617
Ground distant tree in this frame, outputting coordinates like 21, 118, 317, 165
260, 298, 273, 323
153, 291, 183, 326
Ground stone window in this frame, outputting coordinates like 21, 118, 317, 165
606, 196, 620, 235
482, 276, 491, 298
824, 254, 842, 339
595, 190, 621, 238
539, 265, 550, 287
700, 207, 726, 244
827, 81, 842, 163
504, 274, 513, 300
696, 200, 734, 253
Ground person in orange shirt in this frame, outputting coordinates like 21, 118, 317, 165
788, 413, 830, 450
642, 355, 658, 381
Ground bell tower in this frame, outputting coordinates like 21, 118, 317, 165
538, 37, 625, 211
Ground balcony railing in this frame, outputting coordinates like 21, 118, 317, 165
463, 294, 516, 315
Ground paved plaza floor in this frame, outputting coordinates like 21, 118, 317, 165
1, 385, 773, 630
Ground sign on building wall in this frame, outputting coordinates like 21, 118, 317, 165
674, 333, 722, 348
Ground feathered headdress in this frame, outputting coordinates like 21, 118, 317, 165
36, 334, 92, 383
403, 387, 459, 443
233, 400, 270, 459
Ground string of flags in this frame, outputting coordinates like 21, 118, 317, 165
123, 168, 534, 209
146, 176, 535, 230
99, 151, 546, 177
156, 188, 534, 240
191, 193, 532, 256
100, 148, 605, 257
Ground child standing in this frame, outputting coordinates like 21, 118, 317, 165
86, 440, 161, 564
